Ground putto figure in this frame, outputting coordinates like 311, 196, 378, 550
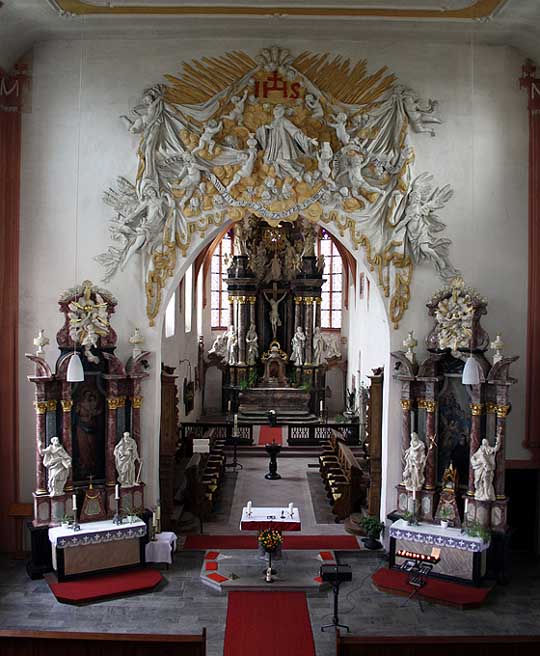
114, 431, 141, 488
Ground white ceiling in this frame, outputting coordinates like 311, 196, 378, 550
1, 0, 539, 72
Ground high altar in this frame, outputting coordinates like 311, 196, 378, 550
25, 281, 150, 578
208, 218, 342, 420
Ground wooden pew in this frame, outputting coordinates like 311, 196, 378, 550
0, 629, 206, 656
319, 434, 367, 520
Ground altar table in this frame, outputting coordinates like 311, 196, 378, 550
49, 518, 147, 581
388, 519, 489, 585
240, 506, 301, 532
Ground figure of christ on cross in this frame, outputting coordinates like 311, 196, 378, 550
263, 283, 287, 340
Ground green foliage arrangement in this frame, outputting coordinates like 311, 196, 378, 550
359, 515, 384, 539
465, 520, 491, 543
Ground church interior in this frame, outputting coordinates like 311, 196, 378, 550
1, 1, 540, 655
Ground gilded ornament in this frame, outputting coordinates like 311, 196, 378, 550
107, 397, 126, 410
46, 400, 58, 412
132, 397, 143, 409
400, 400, 412, 411
34, 401, 48, 415
470, 403, 484, 416
496, 404, 510, 418
424, 400, 437, 413
486, 402, 498, 414
60, 400, 73, 412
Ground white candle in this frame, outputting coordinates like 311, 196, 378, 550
288, 502, 294, 516
72, 493, 77, 511
319, 400, 324, 412
228, 400, 231, 412
234, 414, 238, 430
156, 505, 161, 520
412, 488, 417, 502
152, 512, 157, 526
247, 500, 252, 515
115, 484, 119, 500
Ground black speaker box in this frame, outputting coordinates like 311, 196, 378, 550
320, 563, 352, 583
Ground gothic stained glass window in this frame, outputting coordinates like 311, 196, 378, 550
210, 231, 233, 329
318, 229, 343, 330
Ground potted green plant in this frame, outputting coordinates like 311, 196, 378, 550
402, 510, 417, 526
359, 515, 384, 550
61, 513, 73, 528
439, 505, 452, 529
465, 520, 491, 543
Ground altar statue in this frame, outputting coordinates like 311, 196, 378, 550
114, 431, 141, 488
224, 324, 238, 365
290, 326, 306, 366
402, 432, 428, 492
39, 437, 71, 497
256, 104, 318, 180
246, 323, 259, 365
470, 431, 502, 501
313, 326, 325, 366
263, 290, 287, 339
208, 331, 227, 361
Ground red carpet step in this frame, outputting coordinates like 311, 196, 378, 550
224, 591, 315, 656
258, 425, 283, 445
372, 567, 492, 609
184, 534, 359, 550
46, 568, 164, 604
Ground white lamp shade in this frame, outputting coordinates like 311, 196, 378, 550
67, 352, 84, 382
462, 354, 482, 385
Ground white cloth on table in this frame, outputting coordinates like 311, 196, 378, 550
240, 506, 301, 531
145, 531, 177, 564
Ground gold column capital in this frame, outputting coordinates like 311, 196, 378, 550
107, 396, 126, 410
60, 399, 73, 412
470, 403, 484, 416
45, 400, 58, 412
132, 396, 143, 409
248, 296, 257, 304
496, 404, 511, 418
294, 297, 303, 304
486, 402, 498, 414
34, 401, 48, 415
400, 400, 412, 411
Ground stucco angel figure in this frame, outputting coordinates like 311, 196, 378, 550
120, 85, 162, 136
222, 89, 248, 125
263, 291, 287, 338
256, 104, 318, 181
304, 93, 324, 120
39, 437, 71, 497
394, 84, 441, 137
193, 119, 223, 156
471, 430, 502, 501
209, 331, 228, 361
290, 326, 306, 366
328, 112, 354, 146
246, 323, 259, 366
337, 148, 380, 202
393, 173, 459, 281
227, 134, 258, 192
114, 431, 141, 488
317, 142, 334, 184
402, 432, 429, 492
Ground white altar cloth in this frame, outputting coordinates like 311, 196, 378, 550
49, 518, 147, 548
240, 507, 301, 531
145, 531, 177, 564
389, 519, 489, 553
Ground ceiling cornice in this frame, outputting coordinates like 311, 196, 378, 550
48, 0, 508, 20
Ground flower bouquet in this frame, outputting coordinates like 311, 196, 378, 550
258, 528, 283, 553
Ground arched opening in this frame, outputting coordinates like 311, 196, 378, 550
154, 216, 394, 533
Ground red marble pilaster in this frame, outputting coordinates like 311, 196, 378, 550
494, 400, 510, 499
520, 61, 540, 462
130, 380, 143, 453
424, 400, 437, 490
468, 398, 484, 495
60, 387, 73, 491
106, 397, 120, 486
34, 401, 48, 494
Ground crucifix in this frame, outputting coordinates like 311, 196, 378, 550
263, 283, 287, 340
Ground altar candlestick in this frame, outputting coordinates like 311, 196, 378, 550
156, 504, 161, 520
288, 502, 294, 516
72, 493, 77, 511
412, 488, 417, 502
319, 400, 324, 412
247, 500, 252, 515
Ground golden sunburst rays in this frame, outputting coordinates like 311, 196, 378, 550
164, 51, 257, 105
292, 52, 395, 106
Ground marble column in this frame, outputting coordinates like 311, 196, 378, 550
34, 400, 48, 494
131, 389, 143, 452
468, 399, 484, 496
520, 61, 540, 460
400, 399, 412, 481
237, 297, 247, 365
315, 296, 322, 330
495, 403, 510, 499
294, 296, 302, 330
106, 396, 125, 486
60, 394, 73, 491
304, 297, 314, 364
424, 399, 437, 490
228, 295, 235, 327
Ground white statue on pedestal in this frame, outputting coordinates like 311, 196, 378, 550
209, 331, 228, 362
291, 326, 306, 366
246, 323, 259, 366
225, 324, 238, 366
313, 326, 325, 366
114, 431, 141, 488
39, 437, 71, 497
33, 329, 50, 357
402, 432, 428, 492
470, 432, 502, 501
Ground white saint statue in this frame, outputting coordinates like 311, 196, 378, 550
470, 431, 502, 501
246, 323, 259, 366
313, 326, 325, 366
114, 431, 141, 488
263, 291, 287, 339
39, 437, 71, 497
402, 432, 428, 492
224, 324, 238, 366
291, 326, 306, 366
256, 104, 318, 181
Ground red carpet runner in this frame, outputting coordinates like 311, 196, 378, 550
224, 591, 315, 656
372, 567, 492, 609
259, 425, 283, 445
184, 534, 359, 550
46, 569, 163, 604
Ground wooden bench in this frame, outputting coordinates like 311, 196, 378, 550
0, 629, 206, 656
319, 434, 367, 520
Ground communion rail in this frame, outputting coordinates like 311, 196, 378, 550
180, 422, 253, 445
287, 423, 360, 446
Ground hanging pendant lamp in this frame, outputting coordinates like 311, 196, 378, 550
67, 348, 84, 382
462, 352, 482, 385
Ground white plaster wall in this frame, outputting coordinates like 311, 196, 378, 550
19, 35, 529, 520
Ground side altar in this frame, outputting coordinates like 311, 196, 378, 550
25, 281, 151, 579
208, 218, 342, 421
